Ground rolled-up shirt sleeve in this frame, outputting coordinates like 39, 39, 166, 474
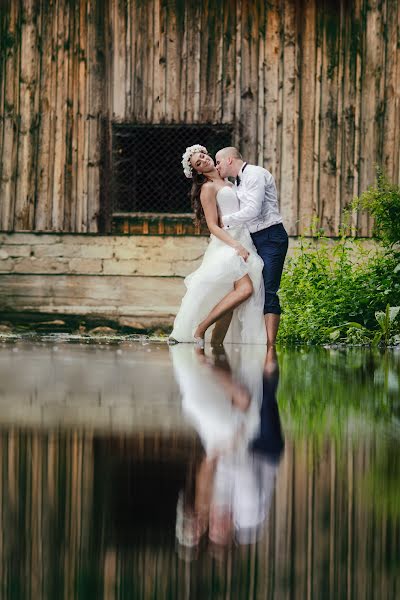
222, 172, 266, 228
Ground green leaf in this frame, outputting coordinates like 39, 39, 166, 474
375, 311, 387, 330
329, 330, 341, 341
344, 322, 365, 330
389, 306, 400, 323
372, 331, 383, 346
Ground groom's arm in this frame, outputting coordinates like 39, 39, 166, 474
221, 171, 269, 228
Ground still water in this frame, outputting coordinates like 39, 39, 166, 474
0, 340, 399, 599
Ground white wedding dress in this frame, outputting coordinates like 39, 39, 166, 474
170, 186, 267, 344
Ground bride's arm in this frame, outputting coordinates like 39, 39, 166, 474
200, 186, 249, 261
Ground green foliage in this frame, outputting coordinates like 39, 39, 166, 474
279, 235, 400, 345
374, 304, 400, 346
352, 167, 400, 246
277, 347, 400, 439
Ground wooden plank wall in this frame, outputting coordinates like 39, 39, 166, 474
0, 431, 398, 597
0, 0, 106, 233
0, 0, 399, 235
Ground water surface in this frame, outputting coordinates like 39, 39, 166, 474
0, 340, 399, 599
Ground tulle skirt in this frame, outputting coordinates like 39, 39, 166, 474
170, 226, 267, 344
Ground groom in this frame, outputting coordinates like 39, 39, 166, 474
215, 147, 288, 347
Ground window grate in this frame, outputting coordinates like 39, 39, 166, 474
109, 123, 233, 221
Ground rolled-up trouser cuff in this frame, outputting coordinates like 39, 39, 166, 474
264, 307, 281, 316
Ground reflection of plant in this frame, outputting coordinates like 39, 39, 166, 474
363, 439, 400, 521
277, 347, 400, 439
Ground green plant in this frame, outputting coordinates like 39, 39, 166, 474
373, 304, 400, 346
279, 239, 400, 345
352, 167, 400, 246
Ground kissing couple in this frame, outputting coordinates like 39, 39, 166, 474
169, 145, 288, 348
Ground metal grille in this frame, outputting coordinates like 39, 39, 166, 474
110, 123, 233, 214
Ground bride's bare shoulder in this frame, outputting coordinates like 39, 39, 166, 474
200, 181, 217, 202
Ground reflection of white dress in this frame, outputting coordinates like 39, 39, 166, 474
170, 186, 266, 344
170, 344, 279, 544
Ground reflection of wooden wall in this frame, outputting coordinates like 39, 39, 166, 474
0, 430, 398, 598
1, 1, 399, 235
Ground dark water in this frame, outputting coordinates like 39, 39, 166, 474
0, 340, 399, 599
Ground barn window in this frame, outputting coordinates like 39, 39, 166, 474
104, 123, 233, 235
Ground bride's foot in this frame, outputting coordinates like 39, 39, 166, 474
193, 335, 205, 349
193, 325, 205, 348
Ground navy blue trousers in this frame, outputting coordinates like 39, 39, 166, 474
250, 223, 288, 315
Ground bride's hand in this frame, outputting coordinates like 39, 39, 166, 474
235, 244, 250, 262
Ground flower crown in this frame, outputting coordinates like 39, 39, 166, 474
181, 144, 208, 178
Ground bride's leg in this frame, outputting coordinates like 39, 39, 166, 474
210, 311, 233, 346
194, 275, 253, 340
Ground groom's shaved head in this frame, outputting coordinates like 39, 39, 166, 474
215, 147, 244, 178
217, 147, 242, 160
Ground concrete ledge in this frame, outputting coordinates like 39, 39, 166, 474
0, 274, 185, 327
0, 232, 379, 326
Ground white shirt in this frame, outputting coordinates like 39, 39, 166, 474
222, 163, 283, 233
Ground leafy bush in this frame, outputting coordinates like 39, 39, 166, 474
279, 169, 400, 346
352, 167, 400, 246
279, 236, 400, 345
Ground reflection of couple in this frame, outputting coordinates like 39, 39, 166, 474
171, 344, 284, 556
170, 146, 288, 347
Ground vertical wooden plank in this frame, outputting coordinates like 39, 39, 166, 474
339, 3, 358, 234
351, 0, 363, 236
199, 0, 212, 123
0, 0, 19, 230
111, 0, 127, 118
239, 0, 259, 164
134, 0, 145, 121
51, 0, 67, 230
87, 0, 106, 232
382, 0, 400, 182
279, 0, 299, 235
298, 0, 317, 234
358, 0, 385, 236
165, 0, 183, 122
0, 1, 5, 191
63, 0, 75, 231
147, 0, 155, 121
153, 0, 163, 123
257, 1, 265, 166
318, 0, 340, 235
312, 4, 323, 234
263, 1, 280, 182
396, 2, 400, 185
221, 0, 236, 124
34, 0, 52, 230
334, 2, 345, 233
76, 0, 88, 231
67, 0, 80, 233
193, 2, 201, 122
14, 0, 39, 230
125, 0, 133, 118
214, 0, 224, 124
233, 0, 241, 146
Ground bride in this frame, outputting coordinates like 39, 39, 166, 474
170, 144, 266, 346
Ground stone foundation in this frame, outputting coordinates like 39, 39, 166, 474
0, 232, 377, 328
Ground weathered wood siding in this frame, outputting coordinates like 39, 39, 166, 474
0, 0, 399, 235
